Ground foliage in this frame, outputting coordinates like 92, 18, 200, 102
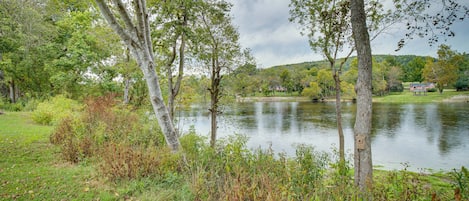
50, 95, 166, 165
392, 0, 469, 50
423, 45, 462, 93
374, 164, 453, 200
1, 112, 465, 200
99, 143, 181, 181
450, 166, 469, 200
32, 95, 81, 125
302, 82, 322, 100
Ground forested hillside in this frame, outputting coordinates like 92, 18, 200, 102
224, 53, 469, 99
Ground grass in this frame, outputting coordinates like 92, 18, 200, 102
373, 90, 469, 103
0, 112, 115, 200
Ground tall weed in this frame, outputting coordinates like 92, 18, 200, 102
50, 95, 165, 166
451, 166, 469, 200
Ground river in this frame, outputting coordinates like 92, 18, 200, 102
175, 102, 469, 171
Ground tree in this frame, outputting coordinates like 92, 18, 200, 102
289, 0, 387, 172
372, 60, 388, 96
423, 45, 461, 93
350, 0, 373, 195
49, 10, 119, 98
194, 0, 241, 147
94, 0, 180, 152
301, 81, 322, 100
0, 0, 57, 102
150, 0, 200, 119
392, 0, 469, 50
403, 57, 425, 82
350, 0, 467, 196
280, 69, 293, 94
386, 66, 403, 92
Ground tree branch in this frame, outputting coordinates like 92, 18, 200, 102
112, 0, 136, 34
95, 0, 139, 48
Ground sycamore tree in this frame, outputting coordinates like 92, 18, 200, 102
423, 45, 462, 93
95, 0, 180, 152
194, 0, 241, 147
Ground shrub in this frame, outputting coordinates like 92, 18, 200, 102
0, 101, 23, 111
99, 142, 181, 180
451, 166, 469, 200
32, 95, 81, 125
427, 88, 437, 92
50, 95, 166, 168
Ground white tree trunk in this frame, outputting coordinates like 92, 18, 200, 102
95, 0, 180, 152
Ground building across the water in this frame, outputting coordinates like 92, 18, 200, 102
409, 83, 435, 95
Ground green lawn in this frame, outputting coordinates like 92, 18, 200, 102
373, 90, 469, 103
0, 112, 115, 200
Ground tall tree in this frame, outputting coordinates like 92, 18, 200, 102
289, 0, 387, 172
350, 0, 374, 195
423, 45, 461, 93
150, 0, 200, 119
403, 57, 426, 82
350, 0, 468, 196
94, 0, 180, 152
194, 0, 241, 147
0, 0, 56, 102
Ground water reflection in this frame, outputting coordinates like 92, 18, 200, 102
176, 102, 469, 171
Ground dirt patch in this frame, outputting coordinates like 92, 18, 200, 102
442, 95, 469, 102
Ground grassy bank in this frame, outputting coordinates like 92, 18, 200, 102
0, 112, 116, 200
238, 90, 469, 103
1, 111, 467, 200
373, 90, 469, 103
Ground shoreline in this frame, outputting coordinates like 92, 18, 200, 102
236, 94, 469, 103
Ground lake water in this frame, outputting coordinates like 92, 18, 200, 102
175, 102, 469, 171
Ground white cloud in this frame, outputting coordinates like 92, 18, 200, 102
227, 0, 469, 68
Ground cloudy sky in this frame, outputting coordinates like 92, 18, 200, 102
226, 0, 469, 68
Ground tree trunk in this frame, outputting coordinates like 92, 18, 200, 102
209, 56, 221, 148
333, 72, 346, 174
8, 80, 16, 103
210, 95, 218, 148
123, 48, 131, 105
123, 77, 130, 104
139, 57, 180, 151
351, 0, 373, 196
167, 31, 186, 119
95, 0, 180, 152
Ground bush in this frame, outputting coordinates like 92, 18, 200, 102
451, 166, 469, 200
32, 95, 81, 125
50, 95, 166, 167
389, 83, 404, 92
0, 100, 24, 111
427, 88, 437, 92
99, 142, 181, 180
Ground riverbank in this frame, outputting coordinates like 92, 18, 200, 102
237, 91, 469, 103
1, 112, 466, 200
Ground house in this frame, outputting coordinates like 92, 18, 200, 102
409, 83, 435, 96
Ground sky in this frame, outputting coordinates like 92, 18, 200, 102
226, 0, 469, 68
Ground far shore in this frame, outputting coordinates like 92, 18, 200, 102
236, 93, 469, 103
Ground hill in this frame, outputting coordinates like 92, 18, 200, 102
261, 55, 430, 72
